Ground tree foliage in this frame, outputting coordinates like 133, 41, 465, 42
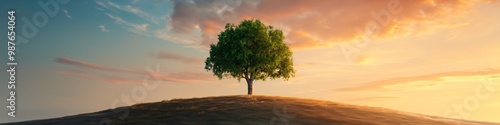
205, 19, 295, 88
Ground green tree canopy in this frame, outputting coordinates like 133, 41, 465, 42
204, 19, 295, 95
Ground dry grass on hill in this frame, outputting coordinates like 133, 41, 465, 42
4, 95, 499, 125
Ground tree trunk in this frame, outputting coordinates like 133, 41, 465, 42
246, 78, 253, 95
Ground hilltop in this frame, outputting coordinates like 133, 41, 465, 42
3, 95, 499, 125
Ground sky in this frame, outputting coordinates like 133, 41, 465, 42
1, 0, 500, 123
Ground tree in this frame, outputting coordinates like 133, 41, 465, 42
204, 19, 295, 95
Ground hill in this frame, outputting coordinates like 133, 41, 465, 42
3, 95, 499, 125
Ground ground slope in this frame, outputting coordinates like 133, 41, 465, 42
3, 95, 499, 125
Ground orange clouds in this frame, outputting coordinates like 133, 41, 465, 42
55, 57, 139, 74
55, 57, 215, 84
337, 68, 500, 92
170, 0, 495, 49
57, 70, 138, 84
152, 52, 203, 64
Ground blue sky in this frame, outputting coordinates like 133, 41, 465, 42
0, 0, 219, 122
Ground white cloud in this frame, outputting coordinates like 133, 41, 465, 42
134, 23, 149, 32
95, 0, 205, 49
154, 29, 200, 45
63, 9, 72, 19
104, 13, 150, 35
123, 5, 160, 24
98, 25, 109, 32
97, 1, 161, 24
96, 1, 106, 8
95, 7, 104, 11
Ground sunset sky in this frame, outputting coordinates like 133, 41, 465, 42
1, 0, 499, 123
